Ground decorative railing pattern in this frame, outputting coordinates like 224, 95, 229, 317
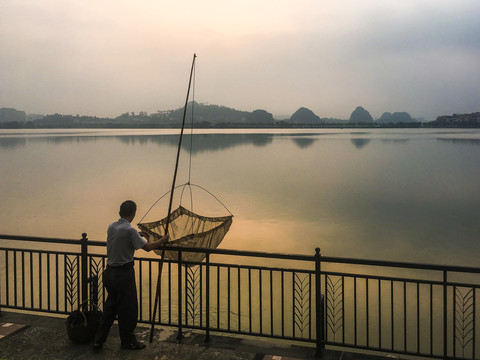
1, 234, 479, 359
185, 265, 201, 326
455, 286, 476, 358
64, 255, 79, 310
294, 272, 312, 337
325, 275, 343, 342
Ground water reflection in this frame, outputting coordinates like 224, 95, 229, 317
350, 138, 371, 149
437, 138, 480, 146
0, 132, 376, 152
381, 139, 410, 144
0, 132, 334, 152
0, 133, 281, 151
291, 137, 317, 148
0, 137, 27, 148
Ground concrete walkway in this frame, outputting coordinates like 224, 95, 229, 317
0, 311, 394, 360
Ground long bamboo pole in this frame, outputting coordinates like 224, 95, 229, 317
149, 53, 197, 343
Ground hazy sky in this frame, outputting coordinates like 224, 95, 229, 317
1, 0, 479, 120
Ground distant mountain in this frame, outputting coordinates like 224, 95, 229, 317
378, 112, 414, 123
349, 106, 373, 123
290, 107, 322, 124
248, 109, 275, 124
127, 102, 273, 126
153, 102, 251, 125
1, 103, 276, 128
34, 113, 109, 127
1, 104, 478, 129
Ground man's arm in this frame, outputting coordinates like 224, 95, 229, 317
141, 233, 169, 252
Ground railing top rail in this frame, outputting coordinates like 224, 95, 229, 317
321, 255, 480, 274
0, 247, 83, 257
0, 234, 87, 245
0, 234, 313, 261
174, 246, 314, 261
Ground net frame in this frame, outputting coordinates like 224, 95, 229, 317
138, 205, 233, 262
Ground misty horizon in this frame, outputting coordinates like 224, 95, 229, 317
2, 101, 467, 123
1, 1, 479, 121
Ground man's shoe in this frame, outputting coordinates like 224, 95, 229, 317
92, 343, 103, 351
121, 340, 146, 350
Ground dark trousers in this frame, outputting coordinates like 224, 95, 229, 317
94, 266, 138, 346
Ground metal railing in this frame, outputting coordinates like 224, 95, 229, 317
1, 233, 479, 359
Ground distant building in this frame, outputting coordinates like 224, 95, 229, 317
0, 108, 26, 123
432, 112, 480, 127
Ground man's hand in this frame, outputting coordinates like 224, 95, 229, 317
139, 231, 150, 239
142, 233, 170, 252
160, 234, 170, 245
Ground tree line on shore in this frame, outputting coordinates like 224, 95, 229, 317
0, 103, 479, 129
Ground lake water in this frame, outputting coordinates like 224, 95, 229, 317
1, 128, 480, 267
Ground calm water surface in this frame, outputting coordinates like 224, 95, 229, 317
1, 128, 479, 266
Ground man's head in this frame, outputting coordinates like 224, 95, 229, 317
119, 200, 137, 221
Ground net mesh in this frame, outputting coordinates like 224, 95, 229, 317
138, 206, 233, 262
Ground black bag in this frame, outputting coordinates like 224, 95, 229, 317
66, 304, 102, 343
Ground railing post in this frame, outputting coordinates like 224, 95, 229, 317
0, 249, 2, 317
0, 255, 2, 317
205, 252, 211, 342
443, 269, 448, 360
177, 250, 184, 341
315, 247, 324, 358
81, 233, 88, 312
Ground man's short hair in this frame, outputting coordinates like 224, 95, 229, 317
119, 200, 137, 217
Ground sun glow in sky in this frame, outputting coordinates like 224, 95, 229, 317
1, 0, 479, 120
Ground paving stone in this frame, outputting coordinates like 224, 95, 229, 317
0, 311, 396, 360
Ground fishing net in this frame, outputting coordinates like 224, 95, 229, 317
138, 205, 233, 263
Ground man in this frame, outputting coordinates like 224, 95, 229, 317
93, 200, 169, 351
